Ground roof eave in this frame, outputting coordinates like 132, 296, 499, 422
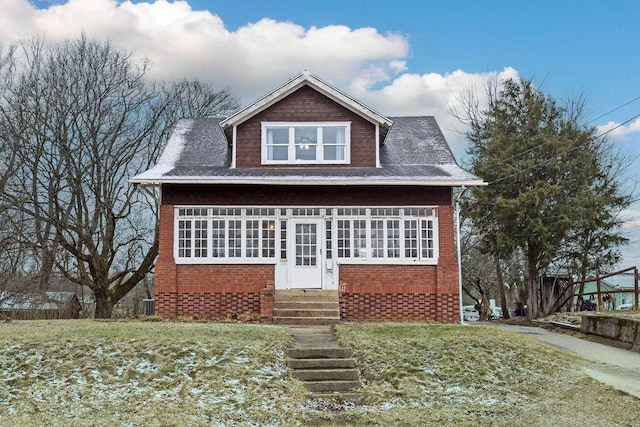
130, 177, 487, 187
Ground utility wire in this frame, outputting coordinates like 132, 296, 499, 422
489, 111, 640, 184
474, 94, 640, 173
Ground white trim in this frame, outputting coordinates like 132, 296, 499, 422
133, 177, 487, 187
220, 71, 392, 130
172, 206, 440, 267
231, 125, 237, 168
261, 121, 351, 165
375, 123, 381, 168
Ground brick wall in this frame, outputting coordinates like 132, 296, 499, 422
156, 185, 460, 323
338, 204, 460, 323
163, 184, 452, 206
235, 85, 377, 168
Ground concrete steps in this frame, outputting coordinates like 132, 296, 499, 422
274, 290, 340, 325
286, 326, 362, 399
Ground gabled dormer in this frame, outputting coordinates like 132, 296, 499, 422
220, 71, 392, 168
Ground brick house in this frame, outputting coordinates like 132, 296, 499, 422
131, 71, 483, 323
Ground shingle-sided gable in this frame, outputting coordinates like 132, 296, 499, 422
220, 71, 392, 129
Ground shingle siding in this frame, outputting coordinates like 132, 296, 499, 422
236, 85, 376, 168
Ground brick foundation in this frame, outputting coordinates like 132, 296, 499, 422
338, 264, 460, 323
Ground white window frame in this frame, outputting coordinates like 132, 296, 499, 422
332, 207, 439, 265
174, 206, 438, 265
174, 207, 279, 264
261, 122, 351, 165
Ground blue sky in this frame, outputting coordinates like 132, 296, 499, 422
193, 0, 640, 122
6, 0, 640, 267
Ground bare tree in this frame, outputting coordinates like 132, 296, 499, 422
0, 35, 239, 317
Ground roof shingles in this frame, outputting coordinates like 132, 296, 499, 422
131, 116, 482, 186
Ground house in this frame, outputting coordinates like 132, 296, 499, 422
0, 291, 83, 320
131, 71, 483, 323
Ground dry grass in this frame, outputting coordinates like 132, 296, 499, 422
1, 320, 638, 426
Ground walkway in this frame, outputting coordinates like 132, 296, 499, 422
478, 322, 640, 399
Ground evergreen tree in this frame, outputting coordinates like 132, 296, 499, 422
460, 78, 630, 318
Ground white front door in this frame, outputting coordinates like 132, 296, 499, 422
289, 220, 322, 288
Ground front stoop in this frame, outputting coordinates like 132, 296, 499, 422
274, 290, 340, 325
286, 326, 362, 399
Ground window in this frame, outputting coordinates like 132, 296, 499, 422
175, 206, 438, 264
334, 208, 438, 262
262, 122, 350, 164
176, 208, 278, 262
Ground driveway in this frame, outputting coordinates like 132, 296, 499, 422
476, 322, 640, 399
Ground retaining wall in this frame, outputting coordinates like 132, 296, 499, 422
580, 314, 640, 351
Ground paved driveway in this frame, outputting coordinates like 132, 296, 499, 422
475, 322, 640, 399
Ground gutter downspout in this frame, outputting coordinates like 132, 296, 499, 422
455, 186, 468, 324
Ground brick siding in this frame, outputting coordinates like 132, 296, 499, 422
155, 186, 460, 323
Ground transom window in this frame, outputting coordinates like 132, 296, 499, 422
262, 122, 351, 164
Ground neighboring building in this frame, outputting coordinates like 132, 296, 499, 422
131, 71, 483, 323
0, 292, 83, 320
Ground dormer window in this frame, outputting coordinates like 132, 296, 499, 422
261, 122, 351, 165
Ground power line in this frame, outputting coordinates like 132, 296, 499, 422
489, 111, 640, 185
474, 94, 640, 173
586, 95, 640, 125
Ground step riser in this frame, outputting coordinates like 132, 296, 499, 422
287, 348, 352, 359
303, 381, 361, 393
274, 302, 339, 310
292, 369, 359, 381
274, 317, 339, 325
276, 290, 338, 298
274, 297, 339, 304
274, 309, 340, 318
287, 359, 356, 369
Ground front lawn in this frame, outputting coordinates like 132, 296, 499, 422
1, 320, 638, 426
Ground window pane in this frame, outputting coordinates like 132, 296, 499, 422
178, 220, 192, 258
387, 220, 400, 258
211, 220, 225, 258
370, 220, 384, 258
295, 127, 317, 161
246, 220, 259, 258
280, 220, 287, 260
421, 219, 435, 259
267, 128, 288, 144
194, 220, 208, 258
337, 219, 351, 258
323, 145, 344, 161
354, 220, 367, 258
268, 145, 288, 161
262, 220, 275, 258
322, 127, 344, 143
228, 220, 242, 258
404, 219, 418, 258
266, 128, 289, 161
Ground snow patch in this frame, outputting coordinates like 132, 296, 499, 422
131, 119, 193, 181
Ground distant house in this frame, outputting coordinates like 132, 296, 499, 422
0, 292, 83, 320
131, 71, 483, 323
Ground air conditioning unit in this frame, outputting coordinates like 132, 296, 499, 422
142, 299, 155, 315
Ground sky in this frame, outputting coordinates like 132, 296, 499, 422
2, 0, 640, 270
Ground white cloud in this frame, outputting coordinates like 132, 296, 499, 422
596, 117, 640, 139
0, 0, 524, 158
619, 208, 640, 229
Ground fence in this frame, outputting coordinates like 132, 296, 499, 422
552, 266, 640, 314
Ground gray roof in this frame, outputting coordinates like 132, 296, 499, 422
131, 116, 483, 186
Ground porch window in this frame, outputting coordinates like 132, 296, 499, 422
334, 208, 438, 263
262, 122, 350, 164
174, 207, 438, 264
176, 208, 278, 263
